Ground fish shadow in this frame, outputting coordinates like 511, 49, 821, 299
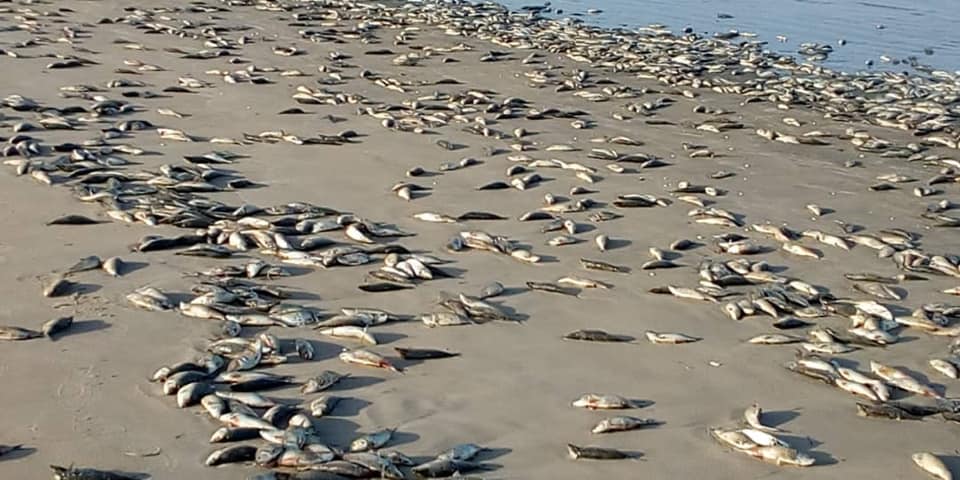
280, 266, 314, 277
627, 399, 654, 409
312, 417, 362, 446
374, 332, 407, 345
72, 283, 101, 295
936, 455, 960, 476
533, 254, 559, 264
57, 319, 111, 339
163, 292, 195, 305
760, 409, 801, 429
298, 339, 342, 362
0, 446, 36, 461
284, 290, 322, 301
431, 266, 467, 279
494, 287, 527, 298
117, 261, 150, 276
574, 223, 597, 234
607, 238, 632, 251
332, 375, 385, 391
410, 191, 432, 200
387, 430, 420, 449
475, 447, 513, 462
330, 397, 372, 417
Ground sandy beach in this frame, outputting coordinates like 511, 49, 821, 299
2, 1, 960, 479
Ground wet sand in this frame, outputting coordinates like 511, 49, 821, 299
2, 1, 960, 479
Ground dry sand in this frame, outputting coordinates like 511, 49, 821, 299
1, 1, 959, 479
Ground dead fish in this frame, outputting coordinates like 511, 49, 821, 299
394, 347, 459, 359
564, 329, 631, 342
309, 396, 341, 418
205, 444, 257, 466
358, 282, 412, 293
527, 281, 579, 296
349, 428, 395, 452
412, 458, 491, 478
567, 444, 633, 460
46, 214, 103, 226
744, 403, 784, 433
0, 326, 43, 341
572, 393, 635, 410
479, 281, 505, 299
339, 349, 402, 373
645, 331, 700, 344
41, 316, 73, 339
0, 444, 24, 458
300, 370, 349, 394
102, 257, 125, 277
41, 275, 74, 297
856, 402, 924, 421
591, 416, 660, 434
49, 466, 141, 480
64, 256, 102, 275
912, 452, 952, 480
748, 334, 804, 345
580, 258, 629, 273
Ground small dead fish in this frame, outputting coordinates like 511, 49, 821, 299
912, 452, 952, 480
591, 416, 660, 433
41, 275, 74, 297
46, 214, 102, 226
394, 347, 460, 359
645, 331, 700, 344
572, 393, 634, 410
564, 329, 631, 342
300, 370, 349, 394
580, 258, 629, 273
567, 444, 633, 460
0, 326, 43, 341
64, 256, 102, 275
205, 444, 257, 466
527, 281, 579, 296
339, 349, 402, 373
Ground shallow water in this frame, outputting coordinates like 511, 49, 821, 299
496, 0, 960, 73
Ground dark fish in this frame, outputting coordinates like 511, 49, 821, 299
394, 347, 460, 359
229, 377, 296, 392
772, 317, 813, 330
135, 234, 205, 252
856, 402, 923, 421
210, 427, 261, 443
205, 444, 257, 466
640, 260, 680, 270
526, 281, 579, 296
567, 443, 633, 460
49, 465, 141, 480
47, 214, 102, 226
278, 108, 310, 115
358, 283, 412, 292
0, 444, 23, 458
564, 329, 631, 342
411, 458, 490, 478
580, 258, 630, 273
0, 326, 43, 341
476, 181, 510, 190
457, 211, 507, 221
175, 244, 233, 258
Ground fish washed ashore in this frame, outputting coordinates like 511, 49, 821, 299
2, 0, 960, 479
